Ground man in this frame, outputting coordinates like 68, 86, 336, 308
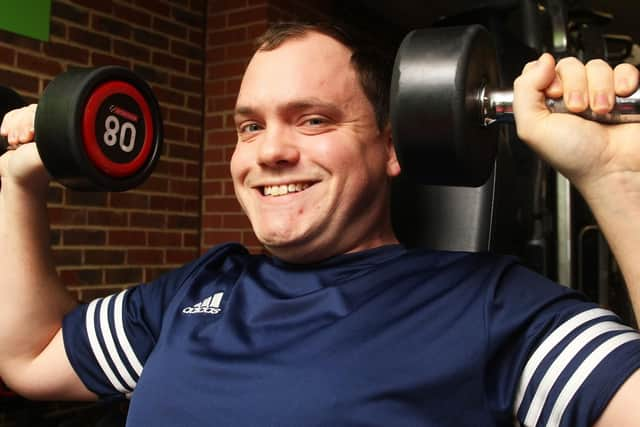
1, 22, 640, 426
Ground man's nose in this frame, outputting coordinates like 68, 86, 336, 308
256, 126, 300, 167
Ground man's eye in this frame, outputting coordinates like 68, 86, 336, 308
239, 123, 262, 133
304, 117, 326, 126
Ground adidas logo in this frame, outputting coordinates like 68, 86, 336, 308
182, 292, 224, 315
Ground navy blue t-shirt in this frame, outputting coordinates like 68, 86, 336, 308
63, 243, 640, 426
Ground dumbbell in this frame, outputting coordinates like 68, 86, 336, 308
391, 25, 640, 187
0, 66, 163, 192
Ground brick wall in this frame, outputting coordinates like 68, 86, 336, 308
202, 0, 330, 254
0, 0, 206, 302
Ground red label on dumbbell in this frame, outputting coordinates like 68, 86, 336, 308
82, 81, 154, 178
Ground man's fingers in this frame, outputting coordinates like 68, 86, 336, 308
613, 63, 640, 97
585, 59, 614, 114
555, 57, 589, 112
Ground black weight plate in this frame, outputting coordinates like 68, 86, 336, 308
0, 87, 27, 154
35, 66, 163, 191
391, 25, 499, 187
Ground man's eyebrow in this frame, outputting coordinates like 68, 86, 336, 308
234, 98, 341, 118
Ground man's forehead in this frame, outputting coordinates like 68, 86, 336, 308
236, 32, 358, 108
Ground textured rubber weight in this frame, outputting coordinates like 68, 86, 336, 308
391, 25, 499, 187
35, 66, 163, 191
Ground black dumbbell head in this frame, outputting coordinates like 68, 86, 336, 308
35, 66, 163, 191
391, 25, 499, 187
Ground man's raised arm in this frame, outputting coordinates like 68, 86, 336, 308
0, 105, 95, 400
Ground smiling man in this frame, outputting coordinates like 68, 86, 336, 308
231, 28, 400, 263
2, 22, 640, 427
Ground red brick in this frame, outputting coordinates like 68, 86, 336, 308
183, 232, 199, 247
110, 193, 149, 210
128, 249, 165, 264
131, 212, 167, 228
91, 14, 131, 38
52, 2, 89, 25
167, 249, 198, 263
70, 0, 113, 14
187, 128, 202, 144
186, 163, 201, 179
170, 108, 202, 126
208, 61, 246, 78
204, 197, 241, 212
168, 214, 200, 229
114, 40, 151, 62
202, 213, 223, 228
206, 129, 237, 146
170, 178, 199, 195
189, 62, 203, 78
222, 213, 251, 229
203, 230, 242, 244
205, 163, 231, 179
204, 147, 224, 162
169, 143, 201, 161
63, 229, 106, 246
109, 230, 147, 246
205, 79, 225, 97
170, 75, 201, 93
0, 46, 15, 66
53, 249, 83, 266
139, 175, 169, 193
152, 51, 187, 73
0, 69, 39, 93
85, 249, 126, 264
189, 28, 205, 46
187, 95, 203, 111
69, 27, 111, 51
114, 3, 152, 27
152, 86, 186, 107
43, 42, 89, 65
91, 52, 130, 68
228, 6, 268, 26
202, 181, 223, 195
136, 0, 171, 16
88, 210, 128, 227
208, 28, 247, 45
148, 231, 182, 246
67, 192, 108, 208
60, 268, 104, 286
106, 268, 143, 284
153, 17, 188, 39
226, 41, 255, 60
49, 207, 88, 226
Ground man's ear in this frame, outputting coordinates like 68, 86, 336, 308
384, 124, 401, 177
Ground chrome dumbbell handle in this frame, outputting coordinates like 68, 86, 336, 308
481, 86, 640, 126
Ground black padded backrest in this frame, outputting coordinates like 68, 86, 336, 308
391, 169, 496, 252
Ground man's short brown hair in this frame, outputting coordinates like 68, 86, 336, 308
255, 22, 393, 132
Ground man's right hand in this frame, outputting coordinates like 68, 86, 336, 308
0, 105, 50, 192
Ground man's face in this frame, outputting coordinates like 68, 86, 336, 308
231, 31, 400, 262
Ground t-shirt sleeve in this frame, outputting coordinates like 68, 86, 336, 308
62, 260, 198, 400
484, 261, 640, 427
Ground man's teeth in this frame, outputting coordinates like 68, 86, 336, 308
263, 183, 310, 196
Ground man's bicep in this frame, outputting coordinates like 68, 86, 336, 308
10, 328, 97, 401
594, 368, 640, 427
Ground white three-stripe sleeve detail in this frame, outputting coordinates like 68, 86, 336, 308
513, 308, 613, 414
546, 331, 640, 427
113, 290, 143, 376
85, 299, 128, 394
521, 321, 631, 426
99, 295, 136, 390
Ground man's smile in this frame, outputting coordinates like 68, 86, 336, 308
262, 182, 312, 196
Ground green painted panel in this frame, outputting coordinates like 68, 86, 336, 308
0, 0, 52, 41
